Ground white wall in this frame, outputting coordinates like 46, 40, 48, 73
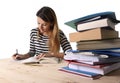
0, 0, 120, 59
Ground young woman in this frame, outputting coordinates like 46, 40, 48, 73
12, 6, 72, 62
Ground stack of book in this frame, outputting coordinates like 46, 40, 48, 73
68, 12, 120, 42
59, 11, 120, 80
59, 50, 120, 80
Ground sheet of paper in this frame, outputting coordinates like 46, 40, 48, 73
13, 56, 40, 64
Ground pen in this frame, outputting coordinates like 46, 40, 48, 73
15, 49, 21, 60
16, 49, 18, 54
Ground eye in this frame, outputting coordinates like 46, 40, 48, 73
38, 22, 40, 25
43, 24, 47, 26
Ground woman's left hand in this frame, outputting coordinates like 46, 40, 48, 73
36, 53, 46, 60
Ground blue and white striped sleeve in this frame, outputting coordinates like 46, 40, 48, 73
59, 30, 72, 53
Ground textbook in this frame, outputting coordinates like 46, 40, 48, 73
69, 28, 118, 42
59, 66, 102, 80
77, 38, 120, 50
76, 18, 115, 31
67, 61, 120, 75
89, 50, 120, 57
65, 11, 120, 30
64, 51, 120, 63
100, 48, 120, 52
75, 60, 120, 65
67, 48, 120, 54
64, 52, 104, 62
66, 60, 114, 68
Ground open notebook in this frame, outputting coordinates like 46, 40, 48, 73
13, 56, 61, 64
13, 56, 40, 64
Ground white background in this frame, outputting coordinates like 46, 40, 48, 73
0, 0, 120, 59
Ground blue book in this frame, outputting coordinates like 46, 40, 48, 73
59, 66, 102, 80
91, 51, 120, 57
68, 47, 120, 52
65, 11, 120, 29
68, 49, 120, 57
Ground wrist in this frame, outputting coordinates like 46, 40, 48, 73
50, 52, 54, 56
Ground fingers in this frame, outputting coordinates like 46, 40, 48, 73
12, 54, 18, 60
15, 55, 23, 60
12, 54, 23, 60
36, 53, 45, 60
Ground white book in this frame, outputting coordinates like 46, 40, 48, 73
77, 18, 115, 31
68, 62, 120, 75
64, 52, 108, 62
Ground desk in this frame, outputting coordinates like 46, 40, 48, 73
0, 58, 120, 83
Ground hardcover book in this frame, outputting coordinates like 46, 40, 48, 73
67, 61, 120, 75
76, 18, 115, 31
66, 60, 114, 68
64, 51, 120, 63
77, 38, 120, 50
65, 11, 120, 30
59, 66, 102, 80
89, 50, 120, 57
69, 28, 118, 42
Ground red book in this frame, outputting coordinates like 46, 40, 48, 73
66, 60, 120, 75
66, 60, 113, 68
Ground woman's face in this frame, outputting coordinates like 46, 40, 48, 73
37, 17, 51, 35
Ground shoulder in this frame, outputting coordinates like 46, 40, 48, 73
30, 28, 39, 34
59, 29, 66, 36
31, 28, 38, 33
30, 28, 38, 36
59, 29, 68, 40
59, 29, 65, 35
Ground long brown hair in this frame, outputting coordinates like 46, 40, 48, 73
36, 6, 60, 55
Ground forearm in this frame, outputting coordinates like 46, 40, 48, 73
12, 53, 30, 60
55, 53, 64, 58
36, 52, 65, 60
45, 52, 64, 58
23, 53, 31, 59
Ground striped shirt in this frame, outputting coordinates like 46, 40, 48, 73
28, 28, 72, 57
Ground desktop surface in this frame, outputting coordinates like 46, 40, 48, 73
0, 58, 120, 83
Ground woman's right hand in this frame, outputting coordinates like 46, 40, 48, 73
12, 54, 27, 60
